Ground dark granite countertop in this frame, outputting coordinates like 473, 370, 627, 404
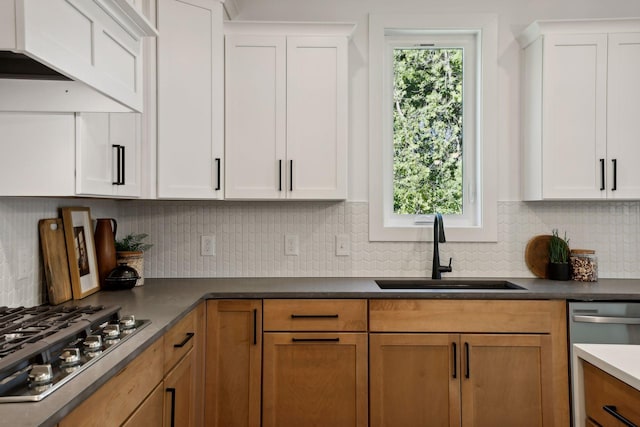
6, 276, 640, 426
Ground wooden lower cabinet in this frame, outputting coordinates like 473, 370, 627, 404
370, 333, 552, 427
583, 361, 640, 427
262, 332, 368, 427
205, 300, 262, 427
369, 299, 568, 427
461, 333, 553, 427
164, 347, 195, 427
369, 333, 461, 426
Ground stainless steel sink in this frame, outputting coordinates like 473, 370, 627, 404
375, 279, 525, 290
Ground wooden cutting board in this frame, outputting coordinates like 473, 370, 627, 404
39, 218, 73, 305
524, 235, 553, 279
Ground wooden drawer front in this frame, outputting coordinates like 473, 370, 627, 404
164, 308, 197, 374
263, 299, 367, 331
60, 338, 163, 427
583, 361, 640, 427
369, 299, 563, 333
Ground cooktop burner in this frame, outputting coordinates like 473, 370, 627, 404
0, 305, 150, 402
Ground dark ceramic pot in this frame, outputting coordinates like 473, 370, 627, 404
103, 263, 140, 290
548, 262, 571, 281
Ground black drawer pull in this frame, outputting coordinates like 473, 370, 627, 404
600, 158, 605, 191
291, 337, 340, 343
166, 387, 176, 427
253, 309, 257, 346
612, 159, 617, 191
464, 342, 470, 379
174, 332, 194, 348
290, 314, 339, 319
452, 342, 457, 379
603, 405, 638, 427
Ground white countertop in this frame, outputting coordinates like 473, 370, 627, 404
574, 343, 640, 391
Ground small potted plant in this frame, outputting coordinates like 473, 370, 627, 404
115, 233, 153, 286
548, 229, 570, 281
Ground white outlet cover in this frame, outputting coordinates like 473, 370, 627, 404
336, 234, 350, 256
285, 234, 299, 256
201, 235, 215, 256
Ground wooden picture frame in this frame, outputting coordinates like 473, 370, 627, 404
61, 207, 100, 299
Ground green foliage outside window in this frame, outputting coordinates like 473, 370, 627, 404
393, 48, 463, 215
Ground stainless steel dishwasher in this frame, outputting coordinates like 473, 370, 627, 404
568, 301, 640, 426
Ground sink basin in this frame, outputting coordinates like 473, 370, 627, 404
375, 279, 525, 290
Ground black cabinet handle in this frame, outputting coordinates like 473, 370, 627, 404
291, 337, 340, 343
278, 160, 283, 191
600, 158, 605, 191
464, 342, 470, 379
173, 332, 194, 348
289, 159, 293, 191
166, 387, 176, 427
603, 405, 638, 427
112, 144, 121, 185
215, 158, 221, 191
120, 145, 125, 185
253, 309, 257, 345
612, 159, 617, 191
290, 314, 339, 319
452, 342, 457, 379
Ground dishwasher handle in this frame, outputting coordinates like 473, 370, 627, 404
572, 315, 640, 325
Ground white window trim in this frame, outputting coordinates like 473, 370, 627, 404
368, 13, 498, 242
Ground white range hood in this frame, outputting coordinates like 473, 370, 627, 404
0, 0, 157, 112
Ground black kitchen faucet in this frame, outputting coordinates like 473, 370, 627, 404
432, 213, 453, 279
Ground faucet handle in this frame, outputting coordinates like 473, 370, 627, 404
440, 258, 453, 273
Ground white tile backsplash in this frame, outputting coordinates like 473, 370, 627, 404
2, 198, 640, 306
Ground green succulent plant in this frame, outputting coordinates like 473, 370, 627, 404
549, 229, 570, 264
115, 233, 153, 252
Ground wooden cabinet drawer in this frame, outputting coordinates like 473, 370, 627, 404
583, 361, 640, 427
369, 299, 563, 333
263, 299, 367, 331
60, 338, 163, 427
164, 308, 197, 374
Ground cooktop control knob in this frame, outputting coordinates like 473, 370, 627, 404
28, 364, 53, 385
103, 324, 120, 338
119, 315, 136, 330
59, 348, 81, 366
83, 335, 102, 350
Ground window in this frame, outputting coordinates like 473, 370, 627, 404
369, 14, 498, 242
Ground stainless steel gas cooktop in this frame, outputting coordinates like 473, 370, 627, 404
0, 305, 149, 402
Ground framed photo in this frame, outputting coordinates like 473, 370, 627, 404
61, 207, 100, 299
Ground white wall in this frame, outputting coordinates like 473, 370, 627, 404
233, 0, 640, 202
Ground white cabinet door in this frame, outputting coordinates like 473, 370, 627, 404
224, 35, 287, 200
157, 0, 224, 199
111, 113, 142, 197
541, 33, 608, 199
286, 37, 348, 200
606, 33, 640, 199
76, 113, 141, 197
224, 28, 350, 201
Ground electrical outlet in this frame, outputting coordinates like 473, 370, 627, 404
201, 235, 215, 256
285, 234, 299, 256
335, 234, 350, 256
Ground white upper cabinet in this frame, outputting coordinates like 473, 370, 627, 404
0, 0, 157, 113
76, 112, 142, 198
224, 22, 353, 200
519, 19, 640, 200
156, 0, 224, 199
